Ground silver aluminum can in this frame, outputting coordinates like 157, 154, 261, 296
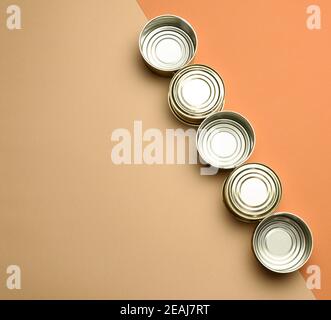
139, 15, 198, 76
223, 163, 282, 222
196, 111, 255, 169
168, 64, 225, 126
253, 212, 313, 273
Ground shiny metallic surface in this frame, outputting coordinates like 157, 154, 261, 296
168, 64, 225, 126
223, 163, 282, 222
253, 212, 313, 273
139, 15, 197, 76
196, 111, 255, 169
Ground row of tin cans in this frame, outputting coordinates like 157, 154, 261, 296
139, 15, 313, 274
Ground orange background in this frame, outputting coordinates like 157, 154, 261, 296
138, 0, 331, 299
0, 0, 328, 300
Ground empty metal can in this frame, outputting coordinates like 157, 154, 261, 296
253, 212, 313, 273
168, 64, 225, 126
139, 15, 198, 76
196, 111, 255, 169
223, 163, 282, 222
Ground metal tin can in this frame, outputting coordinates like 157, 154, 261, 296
223, 163, 282, 222
196, 111, 255, 169
252, 212, 313, 273
139, 15, 198, 76
168, 64, 225, 126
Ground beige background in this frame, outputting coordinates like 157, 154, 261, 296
0, 0, 314, 299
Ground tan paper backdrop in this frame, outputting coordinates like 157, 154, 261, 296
0, 0, 314, 299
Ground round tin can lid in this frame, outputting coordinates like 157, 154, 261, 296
169, 64, 225, 126
223, 163, 282, 222
139, 15, 197, 75
252, 212, 313, 273
196, 111, 255, 169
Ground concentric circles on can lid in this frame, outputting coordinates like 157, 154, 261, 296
223, 163, 282, 222
253, 212, 313, 273
139, 15, 197, 76
168, 64, 225, 126
196, 111, 255, 169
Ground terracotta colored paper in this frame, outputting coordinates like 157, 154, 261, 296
138, 0, 331, 299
